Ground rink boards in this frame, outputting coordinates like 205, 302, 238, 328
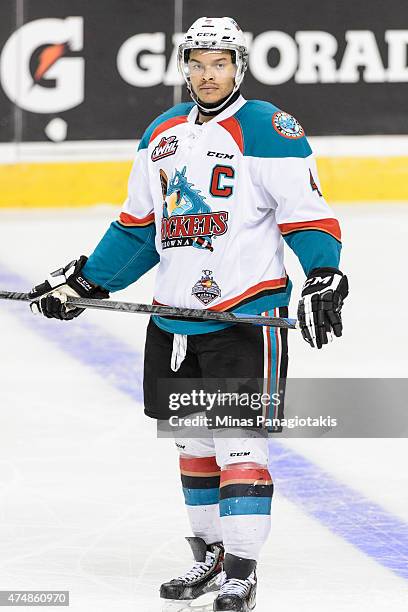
0, 137, 407, 206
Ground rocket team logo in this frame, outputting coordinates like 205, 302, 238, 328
159, 166, 229, 252
151, 135, 179, 162
192, 270, 221, 305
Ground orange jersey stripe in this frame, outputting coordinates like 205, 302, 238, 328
210, 277, 287, 311
118, 211, 155, 227
150, 116, 188, 143
278, 218, 341, 241
218, 116, 244, 154
153, 277, 287, 313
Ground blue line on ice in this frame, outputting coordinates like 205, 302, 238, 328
0, 266, 144, 403
270, 442, 408, 581
1, 265, 407, 581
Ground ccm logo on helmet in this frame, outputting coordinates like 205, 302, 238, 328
230, 452, 251, 457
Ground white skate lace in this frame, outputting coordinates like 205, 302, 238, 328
219, 571, 256, 597
177, 551, 216, 583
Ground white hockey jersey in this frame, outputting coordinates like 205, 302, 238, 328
84, 95, 341, 335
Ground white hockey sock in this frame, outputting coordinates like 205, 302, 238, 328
219, 463, 273, 560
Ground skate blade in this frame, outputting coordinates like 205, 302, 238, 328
160, 592, 214, 611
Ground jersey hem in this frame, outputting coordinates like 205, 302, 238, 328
151, 281, 292, 335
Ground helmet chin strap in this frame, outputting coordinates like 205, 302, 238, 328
190, 87, 241, 117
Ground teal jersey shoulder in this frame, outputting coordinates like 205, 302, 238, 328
234, 100, 312, 158
138, 102, 195, 151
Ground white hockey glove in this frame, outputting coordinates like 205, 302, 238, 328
297, 267, 349, 349
29, 256, 109, 320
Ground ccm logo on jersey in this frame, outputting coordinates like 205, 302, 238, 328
151, 135, 178, 162
207, 151, 234, 159
230, 452, 251, 457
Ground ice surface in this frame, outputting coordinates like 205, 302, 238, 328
0, 204, 407, 611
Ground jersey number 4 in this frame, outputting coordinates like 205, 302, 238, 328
210, 165, 235, 198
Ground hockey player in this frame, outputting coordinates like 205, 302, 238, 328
30, 17, 348, 612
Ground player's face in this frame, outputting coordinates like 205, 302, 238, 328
188, 49, 236, 104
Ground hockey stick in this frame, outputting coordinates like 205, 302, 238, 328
0, 290, 298, 329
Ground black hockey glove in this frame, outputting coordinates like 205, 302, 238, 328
29, 256, 109, 320
297, 267, 349, 349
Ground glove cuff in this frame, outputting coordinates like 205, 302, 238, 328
66, 256, 109, 299
307, 266, 343, 279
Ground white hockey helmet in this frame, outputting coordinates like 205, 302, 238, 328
178, 17, 248, 112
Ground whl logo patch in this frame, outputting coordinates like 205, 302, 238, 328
151, 135, 178, 161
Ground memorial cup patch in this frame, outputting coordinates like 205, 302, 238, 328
272, 111, 304, 139
192, 270, 221, 305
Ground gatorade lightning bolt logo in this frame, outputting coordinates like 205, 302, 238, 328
0, 17, 84, 114
32, 43, 68, 83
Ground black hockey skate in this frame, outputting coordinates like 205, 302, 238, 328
160, 537, 224, 600
213, 554, 257, 611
